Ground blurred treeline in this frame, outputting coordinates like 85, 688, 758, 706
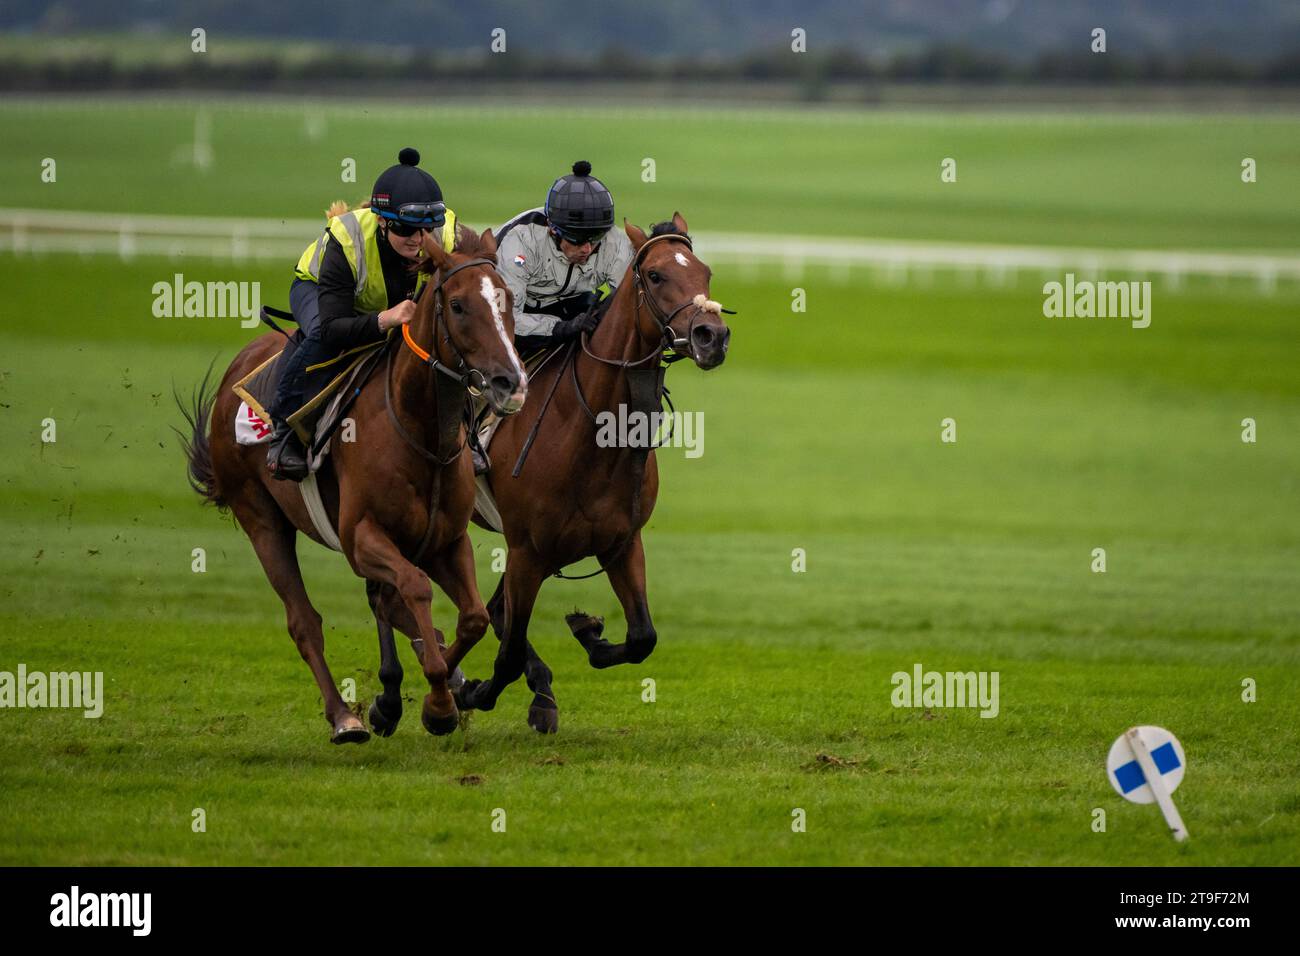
3, 34, 1299, 94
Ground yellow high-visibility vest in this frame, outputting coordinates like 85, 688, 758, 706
294, 206, 457, 312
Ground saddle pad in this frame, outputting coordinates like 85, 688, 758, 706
231, 349, 283, 427
231, 337, 388, 444
232, 351, 381, 470
235, 400, 273, 445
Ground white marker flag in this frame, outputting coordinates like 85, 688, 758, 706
1106, 725, 1188, 842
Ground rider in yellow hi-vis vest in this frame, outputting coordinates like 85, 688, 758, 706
267, 147, 458, 481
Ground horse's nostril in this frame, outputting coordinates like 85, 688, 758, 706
491, 375, 515, 395
692, 326, 715, 347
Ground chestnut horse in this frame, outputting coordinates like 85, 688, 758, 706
454, 213, 730, 731
179, 226, 527, 743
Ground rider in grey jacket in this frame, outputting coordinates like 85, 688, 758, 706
472, 161, 634, 475
494, 161, 634, 355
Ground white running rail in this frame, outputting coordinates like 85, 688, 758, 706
3, 208, 1298, 294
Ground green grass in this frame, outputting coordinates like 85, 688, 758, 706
1, 246, 1297, 864
2, 98, 1299, 249
0, 100, 1298, 864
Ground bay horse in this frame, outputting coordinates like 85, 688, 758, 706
453, 213, 730, 731
179, 226, 527, 743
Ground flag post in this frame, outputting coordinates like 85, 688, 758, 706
1124, 727, 1188, 842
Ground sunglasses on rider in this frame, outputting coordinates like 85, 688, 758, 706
385, 220, 430, 237
552, 224, 606, 246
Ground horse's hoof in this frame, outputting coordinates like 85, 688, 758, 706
331, 719, 371, 745
528, 699, 559, 734
368, 698, 401, 738
565, 612, 604, 638
454, 678, 483, 712
421, 698, 460, 737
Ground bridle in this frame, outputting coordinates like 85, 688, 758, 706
544, 232, 732, 581
579, 232, 732, 370
400, 257, 500, 395
386, 255, 501, 466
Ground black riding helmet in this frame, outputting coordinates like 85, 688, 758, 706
546, 160, 614, 245
370, 147, 445, 230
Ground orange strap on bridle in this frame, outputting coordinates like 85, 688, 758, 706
402, 322, 431, 363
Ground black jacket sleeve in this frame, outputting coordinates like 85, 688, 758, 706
316, 235, 383, 351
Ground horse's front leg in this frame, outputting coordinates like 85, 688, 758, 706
456, 548, 546, 714
425, 533, 491, 675
485, 578, 559, 733
350, 517, 458, 736
567, 531, 658, 668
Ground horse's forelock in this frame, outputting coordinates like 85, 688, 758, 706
453, 222, 477, 252
648, 220, 687, 239
416, 230, 499, 277
452, 223, 498, 265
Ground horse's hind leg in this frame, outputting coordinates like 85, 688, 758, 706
568, 532, 657, 669
232, 493, 368, 744
365, 580, 404, 737
486, 577, 558, 733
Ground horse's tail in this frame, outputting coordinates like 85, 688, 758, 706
173, 358, 226, 511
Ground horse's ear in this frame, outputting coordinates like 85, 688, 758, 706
625, 218, 648, 252
671, 211, 689, 234
419, 230, 453, 272
479, 227, 498, 259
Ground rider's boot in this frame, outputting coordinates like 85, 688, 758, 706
267, 419, 308, 482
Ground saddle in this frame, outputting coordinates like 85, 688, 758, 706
233, 330, 389, 457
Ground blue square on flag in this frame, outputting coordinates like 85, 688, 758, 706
1113, 741, 1182, 793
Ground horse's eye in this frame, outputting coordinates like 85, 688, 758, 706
648, 271, 662, 283
450, 299, 464, 314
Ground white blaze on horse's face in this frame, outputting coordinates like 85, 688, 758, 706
674, 252, 689, 267
479, 274, 527, 412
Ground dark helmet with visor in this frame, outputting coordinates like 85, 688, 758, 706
546, 160, 614, 245
370, 147, 445, 232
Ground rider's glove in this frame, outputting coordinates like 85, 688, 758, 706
551, 309, 600, 341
